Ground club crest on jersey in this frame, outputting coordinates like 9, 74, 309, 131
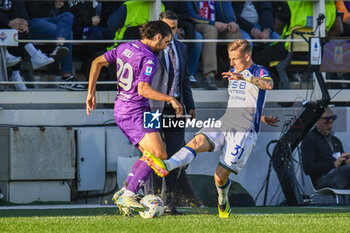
145, 66, 153, 76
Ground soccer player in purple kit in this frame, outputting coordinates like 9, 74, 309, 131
86, 21, 183, 216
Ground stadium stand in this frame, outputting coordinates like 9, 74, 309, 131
1, 0, 350, 207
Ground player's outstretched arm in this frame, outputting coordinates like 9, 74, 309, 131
240, 70, 274, 90
222, 70, 274, 90
261, 115, 279, 127
250, 76, 274, 90
138, 82, 183, 117
86, 55, 109, 115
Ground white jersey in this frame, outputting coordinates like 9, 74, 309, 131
220, 63, 271, 133
196, 63, 271, 174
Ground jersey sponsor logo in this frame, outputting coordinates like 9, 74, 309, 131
146, 59, 155, 65
229, 80, 246, 95
116, 91, 131, 101
143, 110, 161, 129
229, 80, 246, 89
145, 66, 153, 76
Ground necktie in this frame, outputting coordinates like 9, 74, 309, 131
167, 43, 176, 96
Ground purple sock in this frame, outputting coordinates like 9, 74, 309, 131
126, 161, 153, 193
125, 159, 144, 186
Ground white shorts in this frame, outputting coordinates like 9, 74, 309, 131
196, 129, 257, 174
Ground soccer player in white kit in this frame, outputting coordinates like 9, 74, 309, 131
145, 39, 279, 218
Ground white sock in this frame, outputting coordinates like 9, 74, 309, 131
12, 70, 20, 76
164, 146, 196, 171
24, 43, 37, 57
216, 179, 231, 205
122, 190, 135, 197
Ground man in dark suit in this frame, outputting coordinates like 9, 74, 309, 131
146, 10, 199, 215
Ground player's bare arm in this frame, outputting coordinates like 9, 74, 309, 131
261, 115, 279, 127
86, 54, 109, 115
222, 70, 273, 90
250, 76, 274, 90
138, 82, 183, 117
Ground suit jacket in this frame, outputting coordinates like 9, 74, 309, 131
148, 39, 195, 197
149, 39, 195, 113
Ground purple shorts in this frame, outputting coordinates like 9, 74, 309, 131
115, 112, 158, 146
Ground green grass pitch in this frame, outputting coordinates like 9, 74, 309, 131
0, 206, 349, 233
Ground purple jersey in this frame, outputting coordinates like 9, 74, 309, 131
104, 40, 158, 115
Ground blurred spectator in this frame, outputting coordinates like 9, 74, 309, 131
107, 1, 165, 49
336, 1, 350, 36
301, 108, 350, 190
164, 1, 202, 88
232, 1, 280, 49
271, 2, 290, 35
61, 0, 116, 79
62, 1, 115, 46
253, 1, 341, 89
26, 0, 86, 91
1, 0, 56, 91
187, 1, 242, 90
98, 1, 123, 31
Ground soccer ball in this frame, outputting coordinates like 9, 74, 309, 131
139, 194, 165, 219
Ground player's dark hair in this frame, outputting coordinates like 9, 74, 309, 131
228, 39, 252, 55
159, 10, 178, 21
139, 20, 172, 40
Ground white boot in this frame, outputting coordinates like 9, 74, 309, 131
5, 49, 22, 67
10, 71, 27, 91
31, 50, 55, 70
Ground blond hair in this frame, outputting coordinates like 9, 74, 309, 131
227, 39, 252, 55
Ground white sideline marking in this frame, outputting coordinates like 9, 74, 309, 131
0, 204, 116, 210
304, 206, 350, 210
0, 205, 348, 212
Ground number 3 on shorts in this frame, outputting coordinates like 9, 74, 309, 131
231, 144, 245, 160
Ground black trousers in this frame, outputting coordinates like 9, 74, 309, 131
144, 106, 200, 207
317, 164, 350, 189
